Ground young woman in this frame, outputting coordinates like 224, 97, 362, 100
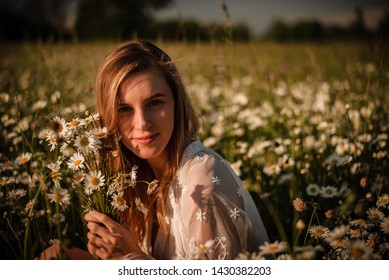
39, 40, 269, 260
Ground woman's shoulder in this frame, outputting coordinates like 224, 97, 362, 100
180, 140, 225, 170
177, 140, 241, 193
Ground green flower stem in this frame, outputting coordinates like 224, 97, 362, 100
7, 218, 23, 258
303, 205, 317, 246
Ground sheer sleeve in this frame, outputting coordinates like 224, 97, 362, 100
173, 151, 263, 259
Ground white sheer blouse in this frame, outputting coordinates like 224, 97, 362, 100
150, 140, 269, 260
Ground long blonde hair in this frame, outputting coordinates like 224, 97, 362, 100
95, 40, 200, 246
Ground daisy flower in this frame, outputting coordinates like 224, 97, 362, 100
49, 239, 61, 245
32, 100, 47, 111
38, 128, 52, 140
51, 213, 65, 224
147, 179, 159, 195
1, 160, 14, 171
61, 145, 76, 157
263, 164, 281, 176
235, 252, 264, 260
338, 182, 352, 197
7, 189, 27, 200
367, 233, 379, 246
51, 116, 69, 139
74, 132, 101, 154
47, 187, 71, 208
306, 183, 320, 196
377, 193, 389, 208
108, 173, 125, 195
349, 218, 372, 229
128, 165, 138, 187
73, 172, 84, 184
320, 185, 338, 198
329, 239, 348, 250
85, 113, 100, 124
308, 225, 330, 240
190, 239, 215, 259
47, 159, 62, 186
292, 197, 308, 212
91, 127, 108, 138
84, 170, 105, 195
15, 152, 32, 165
259, 241, 288, 255
111, 193, 128, 211
135, 197, 149, 215
68, 118, 86, 129
46, 131, 57, 151
348, 228, 368, 238
346, 240, 373, 260
325, 209, 333, 219
380, 217, 389, 235
366, 207, 384, 221
67, 153, 85, 171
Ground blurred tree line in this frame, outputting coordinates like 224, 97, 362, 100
263, 7, 389, 42
0, 0, 388, 42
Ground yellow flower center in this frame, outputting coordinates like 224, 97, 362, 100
75, 174, 83, 182
90, 177, 100, 186
97, 131, 106, 137
80, 137, 90, 147
325, 189, 333, 195
371, 213, 379, 219
51, 171, 58, 180
70, 120, 80, 126
198, 245, 207, 253
314, 229, 325, 236
55, 192, 64, 201
267, 245, 279, 252
117, 196, 125, 206
379, 198, 388, 206
54, 122, 63, 133
20, 157, 28, 163
356, 219, 366, 224
73, 159, 81, 166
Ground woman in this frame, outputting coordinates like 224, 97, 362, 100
40, 40, 268, 260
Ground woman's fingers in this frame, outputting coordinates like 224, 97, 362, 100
85, 210, 119, 233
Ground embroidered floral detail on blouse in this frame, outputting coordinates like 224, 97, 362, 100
236, 187, 243, 197
194, 154, 204, 161
182, 184, 189, 193
196, 210, 207, 221
230, 208, 240, 219
212, 176, 221, 186
214, 236, 228, 260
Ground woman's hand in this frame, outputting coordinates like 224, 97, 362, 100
84, 210, 146, 260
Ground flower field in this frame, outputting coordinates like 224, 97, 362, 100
0, 41, 388, 259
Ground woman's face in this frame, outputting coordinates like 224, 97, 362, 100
117, 70, 175, 171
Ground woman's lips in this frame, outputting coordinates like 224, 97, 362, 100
133, 133, 158, 145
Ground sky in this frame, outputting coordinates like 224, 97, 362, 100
154, 0, 389, 36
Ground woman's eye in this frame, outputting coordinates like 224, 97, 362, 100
148, 99, 163, 107
118, 106, 133, 113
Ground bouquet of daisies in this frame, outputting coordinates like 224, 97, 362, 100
43, 112, 153, 220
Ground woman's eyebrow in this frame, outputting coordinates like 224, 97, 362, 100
144, 93, 166, 102
118, 93, 167, 106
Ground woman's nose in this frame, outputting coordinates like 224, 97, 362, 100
133, 109, 151, 130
